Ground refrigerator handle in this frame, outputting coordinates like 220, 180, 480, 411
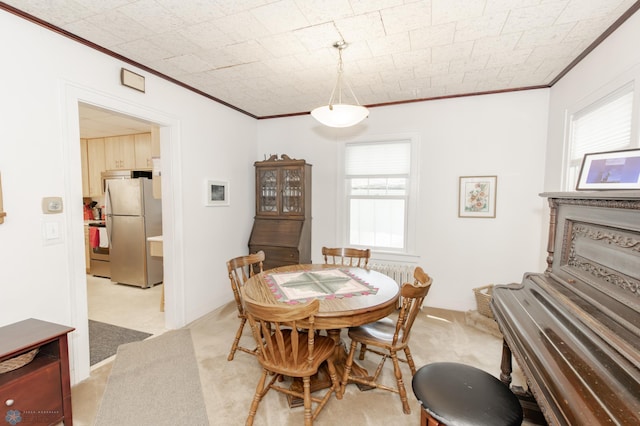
105, 182, 113, 244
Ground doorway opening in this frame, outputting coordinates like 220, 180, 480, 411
78, 102, 166, 368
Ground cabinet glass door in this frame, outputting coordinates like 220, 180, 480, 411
258, 168, 278, 214
282, 167, 303, 214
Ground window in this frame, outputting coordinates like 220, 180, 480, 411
343, 139, 416, 252
566, 83, 634, 190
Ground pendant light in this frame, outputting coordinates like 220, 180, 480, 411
311, 41, 369, 128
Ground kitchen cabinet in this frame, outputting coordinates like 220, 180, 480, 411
82, 133, 154, 197
80, 139, 90, 197
104, 135, 135, 170
87, 138, 106, 196
248, 154, 311, 270
0, 319, 75, 426
134, 133, 152, 169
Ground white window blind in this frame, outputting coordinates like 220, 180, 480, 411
567, 83, 634, 189
571, 84, 633, 160
346, 142, 410, 176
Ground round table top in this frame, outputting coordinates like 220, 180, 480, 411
242, 264, 400, 330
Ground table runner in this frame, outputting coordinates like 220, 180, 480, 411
265, 268, 378, 303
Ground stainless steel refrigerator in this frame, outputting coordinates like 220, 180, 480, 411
104, 172, 162, 288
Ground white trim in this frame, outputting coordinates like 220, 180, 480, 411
61, 82, 185, 384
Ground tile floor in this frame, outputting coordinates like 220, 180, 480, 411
86, 275, 166, 368
87, 275, 165, 334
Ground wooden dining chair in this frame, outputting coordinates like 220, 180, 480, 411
244, 298, 339, 426
340, 266, 432, 414
322, 247, 371, 268
226, 250, 265, 361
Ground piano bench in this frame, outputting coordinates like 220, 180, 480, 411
412, 362, 523, 426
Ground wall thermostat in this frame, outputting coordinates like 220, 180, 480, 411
42, 197, 63, 214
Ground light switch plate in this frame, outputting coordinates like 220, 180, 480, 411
42, 196, 63, 214
42, 219, 63, 245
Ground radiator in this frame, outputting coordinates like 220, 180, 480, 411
369, 262, 415, 286
370, 262, 416, 307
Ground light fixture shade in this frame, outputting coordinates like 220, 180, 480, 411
311, 104, 369, 128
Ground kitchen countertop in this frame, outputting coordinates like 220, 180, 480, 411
146, 235, 164, 312
147, 236, 163, 258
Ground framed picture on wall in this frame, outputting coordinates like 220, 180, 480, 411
576, 148, 640, 190
205, 180, 229, 206
458, 176, 497, 218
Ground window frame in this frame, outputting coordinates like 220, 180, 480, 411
337, 134, 420, 257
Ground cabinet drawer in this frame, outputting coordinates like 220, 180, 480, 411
250, 245, 300, 270
0, 358, 63, 425
251, 246, 299, 262
268, 247, 299, 262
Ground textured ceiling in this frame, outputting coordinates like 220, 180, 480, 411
3, 0, 639, 125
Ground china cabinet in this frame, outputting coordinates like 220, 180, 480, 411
249, 154, 311, 270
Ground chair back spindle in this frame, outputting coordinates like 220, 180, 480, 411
322, 247, 371, 268
225, 250, 265, 360
340, 265, 433, 415
394, 267, 432, 346
244, 298, 339, 425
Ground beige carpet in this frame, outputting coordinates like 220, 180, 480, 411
75, 303, 528, 425
464, 309, 503, 338
189, 303, 526, 425
94, 329, 208, 426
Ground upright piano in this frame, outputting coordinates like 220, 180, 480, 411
491, 191, 640, 425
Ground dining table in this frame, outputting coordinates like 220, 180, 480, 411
241, 263, 401, 405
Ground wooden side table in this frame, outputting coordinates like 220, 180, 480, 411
0, 319, 75, 425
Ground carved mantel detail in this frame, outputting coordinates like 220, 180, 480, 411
552, 197, 640, 210
567, 223, 639, 297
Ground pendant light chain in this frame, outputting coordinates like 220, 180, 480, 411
310, 38, 369, 128
329, 41, 361, 108
337, 46, 344, 105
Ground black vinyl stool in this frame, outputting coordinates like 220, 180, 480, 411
412, 362, 523, 426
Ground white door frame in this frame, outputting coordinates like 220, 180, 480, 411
62, 82, 185, 383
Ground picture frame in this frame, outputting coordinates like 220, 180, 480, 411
458, 176, 497, 218
205, 180, 229, 206
120, 68, 145, 92
576, 148, 640, 190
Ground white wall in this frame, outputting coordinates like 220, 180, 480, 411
545, 10, 640, 191
0, 10, 256, 383
8, 3, 634, 386
257, 89, 550, 312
